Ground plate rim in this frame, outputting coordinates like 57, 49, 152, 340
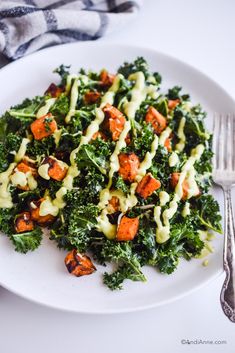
0, 41, 229, 314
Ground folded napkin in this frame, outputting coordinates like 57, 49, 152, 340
0, 0, 141, 60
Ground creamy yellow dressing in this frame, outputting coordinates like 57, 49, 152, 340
182, 202, 190, 217
36, 98, 56, 118
65, 74, 78, 95
10, 170, 27, 187
53, 129, 62, 146
0, 136, 34, 208
136, 135, 159, 182
169, 151, 179, 167
0, 163, 16, 208
39, 197, 59, 217
108, 120, 131, 188
38, 163, 50, 180
154, 144, 205, 243
159, 191, 170, 206
124, 72, 146, 120
65, 78, 79, 123
96, 209, 117, 239
175, 117, 186, 152
100, 74, 122, 107
159, 127, 172, 146
14, 138, 30, 163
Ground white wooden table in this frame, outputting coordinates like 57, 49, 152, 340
0, 1, 235, 352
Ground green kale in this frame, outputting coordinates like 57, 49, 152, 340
27, 135, 55, 159
0, 134, 23, 171
50, 95, 70, 123
112, 175, 129, 195
167, 86, 182, 100
195, 194, 222, 233
76, 142, 110, 175
131, 123, 154, 159
156, 221, 204, 274
67, 204, 99, 252
103, 264, 145, 291
101, 240, 146, 289
118, 57, 149, 78
0, 208, 16, 235
10, 227, 43, 253
54, 64, 70, 86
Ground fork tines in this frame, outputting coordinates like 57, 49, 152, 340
213, 113, 235, 171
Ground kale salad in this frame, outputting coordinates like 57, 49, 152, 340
0, 58, 222, 290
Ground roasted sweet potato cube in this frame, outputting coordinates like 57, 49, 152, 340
17, 161, 37, 176
91, 131, 107, 141
30, 198, 55, 226
100, 69, 115, 87
103, 103, 126, 141
136, 173, 161, 199
64, 250, 96, 277
45, 83, 63, 98
118, 152, 140, 182
41, 156, 68, 181
15, 212, 34, 233
164, 137, 172, 152
30, 113, 57, 140
116, 216, 139, 241
84, 91, 101, 104
145, 106, 167, 134
108, 196, 120, 212
168, 99, 180, 110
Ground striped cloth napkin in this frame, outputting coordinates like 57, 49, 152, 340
0, 0, 141, 60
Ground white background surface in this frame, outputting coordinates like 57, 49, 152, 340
0, 0, 235, 352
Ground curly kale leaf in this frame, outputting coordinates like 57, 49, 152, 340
67, 204, 99, 252
27, 135, 55, 159
101, 240, 146, 290
0, 208, 16, 235
76, 139, 112, 175
0, 134, 23, 171
156, 222, 204, 274
103, 264, 145, 291
10, 227, 43, 253
49, 95, 69, 123
54, 64, 70, 86
118, 57, 161, 83
195, 195, 222, 233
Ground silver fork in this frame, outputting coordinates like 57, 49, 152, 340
213, 113, 235, 323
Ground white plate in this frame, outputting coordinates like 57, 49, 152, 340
0, 42, 231, 314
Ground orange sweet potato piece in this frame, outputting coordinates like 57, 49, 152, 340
15, 212, 34, 233
118, 152, 140, 182
168, 99, 180, 110
84, 91, 101, 104
108, 196, 120, 212
136, 173, 161, 199
91, 131, 107, 141
145, 106, 167, 134
116, 216, 139, 241
45, 83, 63, 98
30, 198, 55, 226
164, 137, 172, 152
41, 156, 68, 181
64, 250, 96, 277
100, 70, 115, 87
103, 103, 126, 141
30, 113, 57, 140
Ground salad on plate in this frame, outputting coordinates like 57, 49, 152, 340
0, 57, 222, 290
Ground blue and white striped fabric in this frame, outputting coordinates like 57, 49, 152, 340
0, 0, 142, 60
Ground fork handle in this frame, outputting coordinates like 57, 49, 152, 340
220, 187, 235, 322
